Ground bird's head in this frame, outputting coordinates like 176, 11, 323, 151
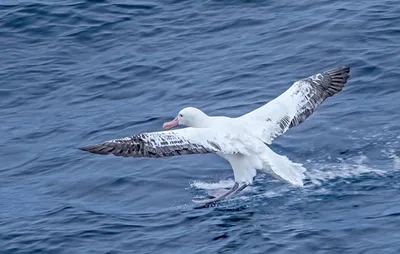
163, 107, 209, 129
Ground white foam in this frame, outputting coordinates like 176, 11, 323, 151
190, 179, 235, 190
190, 178, 259, 197
261, 190, 285, 198
383, 149, 400, 170
305, 155, 386, 186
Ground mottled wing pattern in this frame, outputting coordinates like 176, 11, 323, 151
240, 66, 350, 143
79, 127, 251, 158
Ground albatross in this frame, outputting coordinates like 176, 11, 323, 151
80, 66, 350, 205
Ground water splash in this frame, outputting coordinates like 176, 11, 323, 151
190, 179, 235, 190
305, 155, 386, 186
190, 155, 388, 195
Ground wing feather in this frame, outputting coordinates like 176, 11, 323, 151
240, 66, 350, 143
79, 127, 257, 158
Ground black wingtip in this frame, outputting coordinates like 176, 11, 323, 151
326, 65, 350, 75
326, 65, 351, 83
78, 146, 90, 152
316, 65, 351, 96
78, 144, 110, 155
78, 144, 95, 151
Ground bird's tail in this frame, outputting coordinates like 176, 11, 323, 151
261, 146, 306, 186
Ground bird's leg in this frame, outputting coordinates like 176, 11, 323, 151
227, 184, 248, 198
192, 182, 239, 204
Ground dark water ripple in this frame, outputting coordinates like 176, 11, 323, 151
1, 0, 400, 253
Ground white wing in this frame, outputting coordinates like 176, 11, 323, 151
240, 66, 350, 144
79, 127, 264, 158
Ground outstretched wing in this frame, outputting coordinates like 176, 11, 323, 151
240, 66, 350, 143
79, 127, 257, 158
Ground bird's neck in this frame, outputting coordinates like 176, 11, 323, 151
192, 114, 211, 128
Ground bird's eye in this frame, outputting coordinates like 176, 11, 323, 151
179, 114, 183, 117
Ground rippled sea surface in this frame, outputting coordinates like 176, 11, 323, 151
1, 0, 400, 253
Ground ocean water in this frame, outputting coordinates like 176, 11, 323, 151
1, 0, 400, 253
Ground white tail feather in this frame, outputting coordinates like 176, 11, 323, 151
262, 146, 306, 186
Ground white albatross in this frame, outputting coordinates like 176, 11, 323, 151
80, 66, 350, 205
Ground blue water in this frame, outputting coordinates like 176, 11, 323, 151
1, 0, 400, 253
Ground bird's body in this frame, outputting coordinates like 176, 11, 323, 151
80, 66, 350, 205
